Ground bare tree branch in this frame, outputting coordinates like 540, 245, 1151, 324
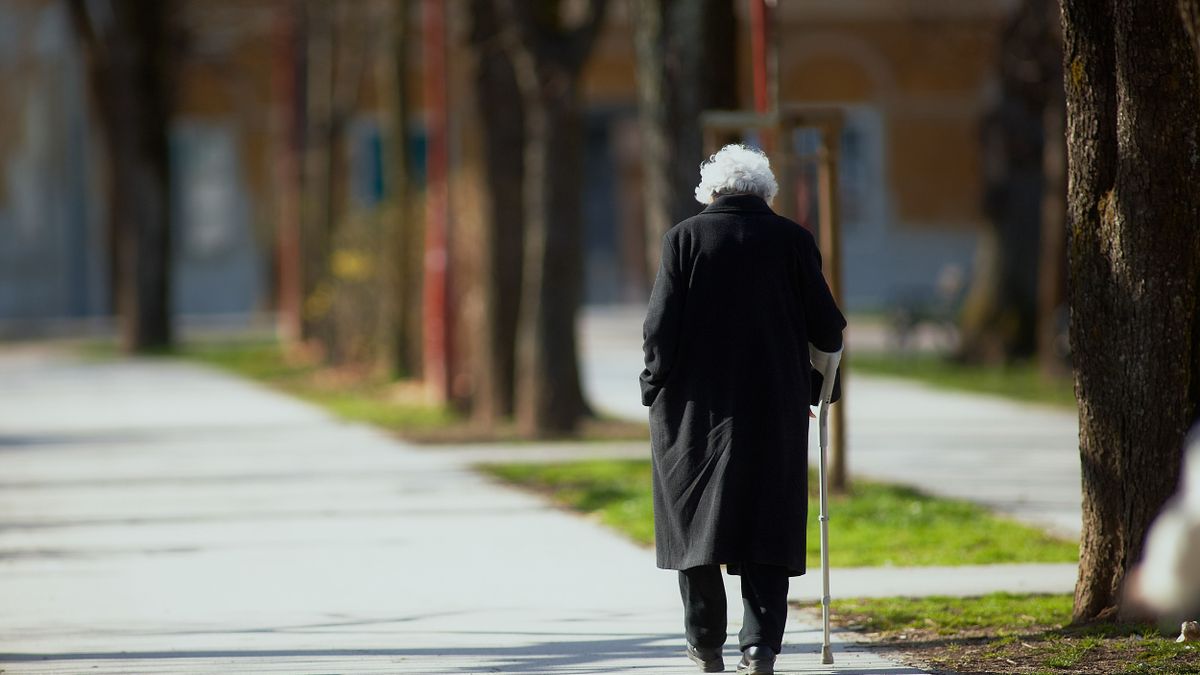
494, 0, 608, 73
66, 0, 104, 66
493, 0, 541, 63
1181, 0, 1200, 67
564, 0, 609, 70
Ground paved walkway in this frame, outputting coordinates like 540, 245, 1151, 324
0, 348, 923, 674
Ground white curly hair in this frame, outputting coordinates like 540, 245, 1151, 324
693, 143, 779, 205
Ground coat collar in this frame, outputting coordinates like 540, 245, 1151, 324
702, 193, 774, 214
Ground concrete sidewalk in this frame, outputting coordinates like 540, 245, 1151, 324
0, 349, 923, 674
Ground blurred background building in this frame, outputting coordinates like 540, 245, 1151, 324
1, 0, 1016, 336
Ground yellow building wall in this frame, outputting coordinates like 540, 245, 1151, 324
778, 13, 1002, 231
577, 1, 1007, 233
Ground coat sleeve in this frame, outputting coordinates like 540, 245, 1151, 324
640, 234, 686, 406
801, 233, 847, 353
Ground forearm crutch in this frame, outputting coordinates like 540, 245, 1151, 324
810, 345, 843, 666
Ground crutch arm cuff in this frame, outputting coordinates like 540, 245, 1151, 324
809, 344, 843, 376
809, 344, 843, 404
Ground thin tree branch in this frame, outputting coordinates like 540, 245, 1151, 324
1181, 0, 1200, 68
494, 0, 609, 74
66, 0, 104, 66
493, 0, 542, 63
564, 0, 608, 70
332, 0, 374, 131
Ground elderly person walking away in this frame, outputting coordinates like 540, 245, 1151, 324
640, 144, 846, 674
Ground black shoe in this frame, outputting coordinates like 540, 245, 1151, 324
736, 645, 775, 675
687, 643, 725, 672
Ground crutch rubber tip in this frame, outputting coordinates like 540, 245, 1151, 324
821, 644, 834, 665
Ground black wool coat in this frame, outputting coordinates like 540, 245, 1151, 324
640, 194, 846, 576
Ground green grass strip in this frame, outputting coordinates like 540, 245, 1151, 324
850, 353, 1076, 409
482, 459, 1078, 567
833, 592, 1073, 634
177, 341, 460, 432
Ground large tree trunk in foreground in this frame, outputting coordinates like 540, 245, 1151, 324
69, 0, 173, 352
497, 0, 607, 435
632, 0, 737, 282
469, 0, 526, 425
1061, 0, 1200, 623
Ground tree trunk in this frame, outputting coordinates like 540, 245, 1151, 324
509, 63, 590, 435
633, 0, 735, 281
379, 0, 422, 378
959, 0, 1061, 364
516, 83, 591, 434
300, 0, 336, 348
633, 0, 699, 272
497, 0, 607, 435
469, 0, 525, 425
323, 2, 380, 367
68, 0, 173, 352
1061, 0, 1200, 623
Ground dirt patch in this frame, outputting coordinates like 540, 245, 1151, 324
795, 605, 1200, 674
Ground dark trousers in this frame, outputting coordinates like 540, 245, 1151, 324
678, 563, 790, 654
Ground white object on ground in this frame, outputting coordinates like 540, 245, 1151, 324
1136, 431, 1200, 618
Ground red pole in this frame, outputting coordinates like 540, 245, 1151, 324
422, 0, 452, 403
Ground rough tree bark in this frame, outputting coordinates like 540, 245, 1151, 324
1061, 0, 1200, 623
68, 0, 173, 352
632, 0, 737, 283
959, 0, 1062, 364
496, 0, 607, 435
469, 0, 526, 425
